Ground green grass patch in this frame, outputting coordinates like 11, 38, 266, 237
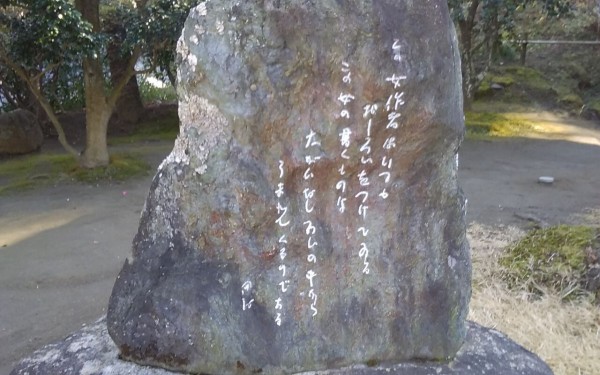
476, 74, 516, 99
488, 74, 515, 87
109, 110, 179, 145
0, 153, 150, 195
471, 100, 533, 114
71, 154, 150, 183
503, 66, 555, 94
465, 112, 535, 139
500, 225, 599, 301
475, 65, 577, 106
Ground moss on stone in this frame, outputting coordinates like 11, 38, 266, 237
489, 74, 515, 87
475, 81, 493, 99
475, 74, 516, 99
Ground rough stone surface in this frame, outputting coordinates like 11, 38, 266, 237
0, 109, 43, 154
11, 319, 554, 375
10, 318, 174, 375
107, 1, 471, 374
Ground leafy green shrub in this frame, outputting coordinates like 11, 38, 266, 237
476, 73, 517, 99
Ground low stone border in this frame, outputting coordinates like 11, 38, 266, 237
11, 317, 552, 375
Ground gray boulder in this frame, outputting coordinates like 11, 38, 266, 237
0, 109, 43, 154
107, 0, 471, 374
10, 318, 554, 375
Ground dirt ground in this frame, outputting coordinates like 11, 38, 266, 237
0, 113, 599, 374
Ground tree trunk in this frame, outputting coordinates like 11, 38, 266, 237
31, 83, 80, 157
107, 42, 144, 133
80, 56, 111, 168
81, 98, 111, 168
458, 21, 475, 110
165, 65, 177, 89
520, 41, 528, 66
596, 0, 600, 39
77, 0, 111, 168
457, 0, 480, 110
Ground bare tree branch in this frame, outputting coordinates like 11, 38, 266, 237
0, 50, 79, 157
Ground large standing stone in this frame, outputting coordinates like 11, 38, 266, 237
0, 109, 43, 154
107, 1, 471, 374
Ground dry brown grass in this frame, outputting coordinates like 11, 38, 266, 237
467, 223, 600, 375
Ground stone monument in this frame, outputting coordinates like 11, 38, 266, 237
108, 0, 469, 373
10, 1, 554, 375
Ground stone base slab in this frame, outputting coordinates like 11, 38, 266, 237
11, 318, 553, 375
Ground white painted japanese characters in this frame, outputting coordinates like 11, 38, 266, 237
262, 40, 409, 321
